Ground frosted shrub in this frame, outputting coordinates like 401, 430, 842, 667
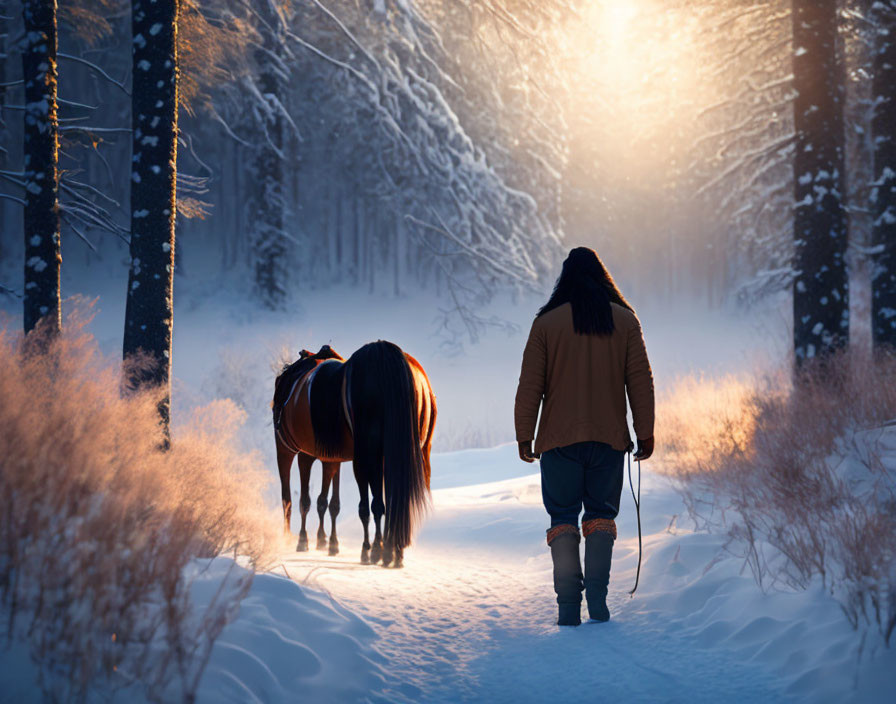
658, 352, 896, 645
0, 311, 278, 700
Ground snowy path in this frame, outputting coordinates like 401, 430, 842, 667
282, 543, 780, 703
262, 444, 893, 703
271, 445, 818, 703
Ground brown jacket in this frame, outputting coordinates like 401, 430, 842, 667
514, 302, 654, 455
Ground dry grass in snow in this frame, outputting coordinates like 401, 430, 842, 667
657, 351, 896, 645
0, 309, 278, 701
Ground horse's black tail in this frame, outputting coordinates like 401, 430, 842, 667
349, 341, 427, 550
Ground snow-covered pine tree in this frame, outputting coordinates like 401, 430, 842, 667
21, 0, 61, 335
249, 0, 287, 309
791, 0, 849, 365
123, 0, 179, 433
1, 1, 7, 172
871, 0, 896, 350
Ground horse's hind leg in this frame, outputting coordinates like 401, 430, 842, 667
316, 464, 334, 551
372, 469, 389, 567
276, 439, 296, 536
353, 463, 371, 564
326, 463, 341, 556
296, 452, 315, 552
353, 416, 383, 564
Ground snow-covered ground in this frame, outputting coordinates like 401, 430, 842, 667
2, 277, 892, 701
3, 444, 891, 702
193, 443, 893, 703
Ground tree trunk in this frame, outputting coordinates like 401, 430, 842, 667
1, 0, 9, 263
791, 0, 849, 365
21, 0, 61, 335
123, 0, 179, 434
872, 1, 896, 350
250, 2, 287, 309
1, 0, 8, 170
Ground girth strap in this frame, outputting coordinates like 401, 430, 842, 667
276, 425, 301, 455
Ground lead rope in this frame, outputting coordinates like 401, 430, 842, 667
627, 450, 642, 596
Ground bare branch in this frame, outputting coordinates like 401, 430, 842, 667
0, 283, 23, 299
58, 52, 131, 96
0, 192, 26, 206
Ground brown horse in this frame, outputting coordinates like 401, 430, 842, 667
272, 341, 436, 567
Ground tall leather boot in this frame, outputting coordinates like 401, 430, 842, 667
583, 519, 616, 622
547, 525, 583, 626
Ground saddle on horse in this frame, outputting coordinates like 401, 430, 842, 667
272, 345, 341, 431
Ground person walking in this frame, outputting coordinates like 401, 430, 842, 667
514, 247, 655, 626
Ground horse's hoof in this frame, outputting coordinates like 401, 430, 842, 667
360, 549, 370, 565
296, 537, 308, 552
328, 542, 339, 556
316, 537, 328, 551
370, 545, 382, 564
393, 558, 403, 569
381, 551, 393, 567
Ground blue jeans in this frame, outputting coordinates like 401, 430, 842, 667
540, 441, 625, 527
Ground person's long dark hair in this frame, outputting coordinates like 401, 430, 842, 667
537, 247, 634, 335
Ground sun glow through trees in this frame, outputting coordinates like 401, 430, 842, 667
562, 0, 706, 149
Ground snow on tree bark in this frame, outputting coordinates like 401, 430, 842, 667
791, 0, 850, 364
1, 1, 8, 170
871, 0, 896, 350
21, 0, 61, 335
123, 0, 179, 431
249, 1, 287, 310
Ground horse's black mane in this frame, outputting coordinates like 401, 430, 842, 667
272, 345, 342, 431
309, 360, 347, 458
